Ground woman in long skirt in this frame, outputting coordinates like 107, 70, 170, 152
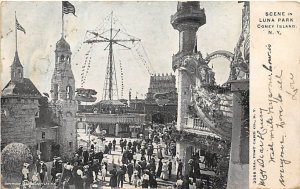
160, 161, 169, 180
156, 159, 163, 177
101, 163, 107, 181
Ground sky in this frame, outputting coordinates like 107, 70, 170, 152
1, 1, 243, 101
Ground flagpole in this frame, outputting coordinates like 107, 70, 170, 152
62, 2, 64, 38
15, 11, 17, 52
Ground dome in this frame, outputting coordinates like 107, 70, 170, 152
56, 37, 70, 52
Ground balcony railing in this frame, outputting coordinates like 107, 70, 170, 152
193, 118, 209, 131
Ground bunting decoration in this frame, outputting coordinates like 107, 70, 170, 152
119, 59, 124, 98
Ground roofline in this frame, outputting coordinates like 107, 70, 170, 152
1, 94, 42, 99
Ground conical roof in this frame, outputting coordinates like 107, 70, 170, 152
11, 51, 23, 68
56, 37, 70, 52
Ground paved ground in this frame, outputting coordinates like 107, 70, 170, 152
93, 137, 178, 188
2, 137, 178, 189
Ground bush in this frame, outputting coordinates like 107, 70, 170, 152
1, 143, 33, 177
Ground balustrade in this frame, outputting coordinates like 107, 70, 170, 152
193, 118, 208, 130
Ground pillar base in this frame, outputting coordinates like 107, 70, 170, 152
176, 142, 193, 176
227, 162, 249, 189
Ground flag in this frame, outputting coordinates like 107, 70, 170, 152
63, 1, 76, 16
16, 18, 26, 34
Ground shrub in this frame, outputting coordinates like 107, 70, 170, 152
1, 143, 33, 177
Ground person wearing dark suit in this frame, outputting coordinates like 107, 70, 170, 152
127, 162, 134, 184
109, 165, 118, 189
37, 161, 47, 186
177, 159, 183, 179
117, 167, 125, 188
182, 175, 192, 189
156, 159, 163, 178
112, 138, 116, 151
168, 159, 173, 179
83, 150, 89, 165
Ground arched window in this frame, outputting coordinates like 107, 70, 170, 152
60, 55, 65, 61
66, 85, 72, 99
18, 69, 22, 78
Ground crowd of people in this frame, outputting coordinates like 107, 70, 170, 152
20, 125, 216, 189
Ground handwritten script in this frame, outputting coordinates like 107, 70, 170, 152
252, 44, 297, 187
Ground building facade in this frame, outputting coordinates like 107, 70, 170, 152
170, 2, 249, 188
76, 112, 146, 139
145, 73, 178, 123
1, 52, 41, 154
171, 2, 249, 188
49, 36, 78, 159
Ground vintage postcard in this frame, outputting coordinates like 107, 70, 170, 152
0, 1, 299, 189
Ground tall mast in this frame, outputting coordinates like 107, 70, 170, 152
62, 2, 64, 38
84, 11, 141, 101
108, 12, 113, 100
15, 11, 17, 52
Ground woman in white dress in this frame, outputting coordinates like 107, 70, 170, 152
132, 170, 140, 188
101, 163, 106, 181
160, 161, 169, 180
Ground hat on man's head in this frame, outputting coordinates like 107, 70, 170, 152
65, 164, 73, 170
23, 163, 30, 167
77, 169, 83, 176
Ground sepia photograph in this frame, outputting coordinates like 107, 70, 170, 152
0, 1, 250, 189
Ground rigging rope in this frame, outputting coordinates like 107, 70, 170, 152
119, 59, 124, 98
133, 41, 153, 75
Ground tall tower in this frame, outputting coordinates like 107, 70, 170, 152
50, 36, 78, 159
171, 2, 206, 130
51, 37, 75, 101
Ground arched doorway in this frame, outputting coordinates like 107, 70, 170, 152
152, 113, 165, 124
51, 143, 60, 159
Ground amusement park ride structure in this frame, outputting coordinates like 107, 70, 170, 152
75, 12, 153, 103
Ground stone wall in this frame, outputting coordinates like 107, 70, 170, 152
1, 97, 39, 152
50, 99, 78, 159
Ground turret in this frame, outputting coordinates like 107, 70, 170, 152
171, 2, 206, 54
171, 1, 206, 71
171, 2, 206, 131
50, 37, 75, 101
11, 51, 24, 83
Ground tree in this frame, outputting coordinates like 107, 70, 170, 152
1, 143, 33, 181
